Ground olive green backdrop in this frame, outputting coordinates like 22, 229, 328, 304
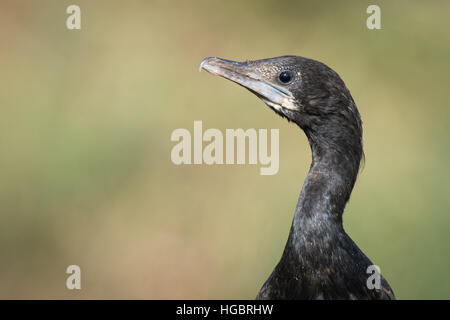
1, 0, 449, 299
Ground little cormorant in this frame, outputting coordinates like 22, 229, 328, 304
199, 56, 395, 300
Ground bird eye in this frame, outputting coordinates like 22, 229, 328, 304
279, 71, 293, 84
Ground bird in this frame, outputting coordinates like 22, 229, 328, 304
199, 55, 395, 300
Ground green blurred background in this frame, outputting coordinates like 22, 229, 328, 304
0, 0, 449, 299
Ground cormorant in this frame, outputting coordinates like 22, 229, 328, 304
199, 56, 395, 300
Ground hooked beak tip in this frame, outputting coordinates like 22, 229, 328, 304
198, 57, 216, 73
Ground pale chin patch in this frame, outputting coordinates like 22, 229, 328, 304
269, 97, 297, 111
261, 98, 283, 112
261, 98, 297, 115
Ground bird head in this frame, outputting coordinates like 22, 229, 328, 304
199, 56, 363, 157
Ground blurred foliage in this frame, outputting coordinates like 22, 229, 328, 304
0, 0, 449, 299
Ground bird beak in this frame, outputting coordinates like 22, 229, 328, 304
199, 57, 296, 111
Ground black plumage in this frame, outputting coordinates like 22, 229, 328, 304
199, 56, 395, 300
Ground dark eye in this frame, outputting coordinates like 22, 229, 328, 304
279, 71, 293, 84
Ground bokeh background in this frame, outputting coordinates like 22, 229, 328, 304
1, 0, 449, 299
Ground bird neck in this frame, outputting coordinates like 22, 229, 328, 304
288, 130, 363, 248
299, 138, 361, 216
